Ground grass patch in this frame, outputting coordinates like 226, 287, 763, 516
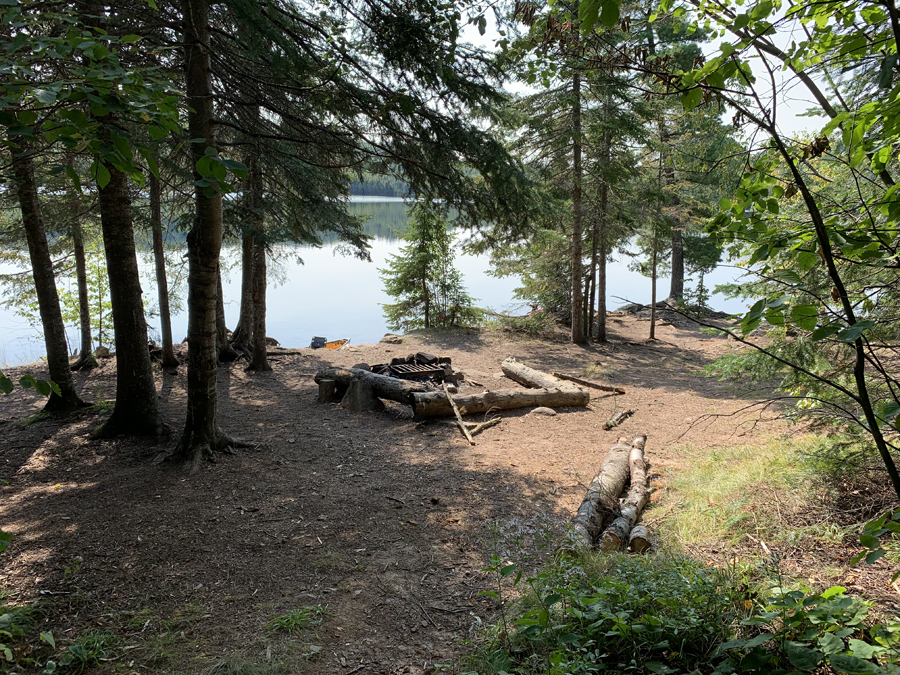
266, 605, 328, 634
650, 437, 822, 546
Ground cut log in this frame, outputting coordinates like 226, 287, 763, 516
444, 382, 475, 445
315, 367, 428, 404
552, 372, 624, 394
412, 386, 589, 418
628, 525, 651, 553
567, 436, 633, 550
604, 408, 635, 430
317, 379, 339, 403
340, 377, 385, 412
501, 357, 578, 390
599, 436, 650, 552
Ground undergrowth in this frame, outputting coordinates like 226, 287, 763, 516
459, 552, 900, 674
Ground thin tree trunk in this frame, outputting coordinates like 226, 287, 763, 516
95, 160, 161, 436
245, 142, 270, 371
650, 240, 658, 340
215, 267, 238, 362
70, 212, 97, 371
596, 123, 611, 343
150, 172, 178, 368
175, 0, 238, 467
588, 215, 598, 340
571, 71, 586, 344
669, 226, 684, 302
247, 236, 271, 371
230, 233, 254, 354
10, 143, 86, 413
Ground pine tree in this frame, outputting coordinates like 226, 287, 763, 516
380, 205, 480, 332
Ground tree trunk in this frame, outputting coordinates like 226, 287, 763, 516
596, 124, 611, 343
174, 0, 237, 467
599, 437, 650, 551
568, 436, 635, 549
247, 236, 271, 371
95, 160, 161, 437
650, 235, 658, 340
230, 231, 255, 354
150, 172, 178, 368
315, 367, 429, 404
588, 215, 598, 340
628, 525, 651, 553
9, 143, 86, 414
216, 267, 238, 362
571, 71, 586, 344
246, 148, 270, 371
70, 213, 97, 371
411, 386, 589, 418
669, 226, 684, 303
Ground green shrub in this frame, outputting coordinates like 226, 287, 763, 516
461, 554, 900, 675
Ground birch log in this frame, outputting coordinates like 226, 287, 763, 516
412, 386, 589, 418
501, 358, 576, 390
628, 526, 651, 553
567, 437, 633, 550
598, 436, 650, 552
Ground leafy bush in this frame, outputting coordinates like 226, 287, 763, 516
494, 310, 558, 338
461, 553, 900, 675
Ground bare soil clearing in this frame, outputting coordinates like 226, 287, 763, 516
0, 316, 886, 673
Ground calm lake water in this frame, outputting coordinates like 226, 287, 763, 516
0, 198, 748, 368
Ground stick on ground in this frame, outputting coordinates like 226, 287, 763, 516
444, 382, 475, 445
604, 408, 635, 430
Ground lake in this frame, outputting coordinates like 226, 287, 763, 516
0, 198, 749, 368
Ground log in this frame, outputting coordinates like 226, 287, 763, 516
445, 382, 475, 445
628, 525, 651, 553
315, 367, 428, 404
412, 386, 589, 418
599, 436, 650, 552
501, 357, 577, 390
469, 417, 501, 436
604, 408, 635, 430
317, 379, 339, 403
341, 377, 385, 412
552, 373, 625, 395
567, 436, 633, 550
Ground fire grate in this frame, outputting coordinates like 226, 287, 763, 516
390, 363, 446, 381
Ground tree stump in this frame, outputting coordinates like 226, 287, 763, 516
340, 377, 385, 412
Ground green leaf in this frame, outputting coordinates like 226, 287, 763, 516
811, 324, 841, 341
34, 88, 57, 104
149, 125, 168, 141
0, 529, 11, 553
818, 632, 844, 654
821, 586, 846, 598
847, 639, 883, 659
40, 631, 55, 649
0, 373, 12, 395
835, 320, 876, 343
682, 88, 702, 111
750, 0, 773, 20
121, 34, 143, 43
34, 380, 52, 397
578, 0, 600, 31
796, 250, 819, 270
879, 54, 898, 89
829, 653, 881, 674
500, 564, 517, 577
741, 299, 766, 335
599, 0, 620, 27
95, 162, 111, 189
860, 534, 881, 548
791, 304, 818, 331
19, 374, 35, 389
785, 642, 822, 671
864, 549, 885, 564
65, 165, 82, 192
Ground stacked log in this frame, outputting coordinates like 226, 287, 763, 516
568, 435, 652, 552
568, 436, 634, 550
598, 436, 650, 551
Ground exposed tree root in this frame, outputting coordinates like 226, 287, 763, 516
43, 392, 89, 416
70, 354, 98, 372
169, 427, 252, 473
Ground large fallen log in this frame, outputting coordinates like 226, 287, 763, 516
501, 357, 576, 390
552, 372, 625, 395
315, 367, 428, 404
567, 436, 634, 550
412, 386, 589, 418
598, 436, 650, 552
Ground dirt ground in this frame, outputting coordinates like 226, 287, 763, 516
0, 315, 885, 673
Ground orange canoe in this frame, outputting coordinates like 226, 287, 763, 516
324, 338, 349, 350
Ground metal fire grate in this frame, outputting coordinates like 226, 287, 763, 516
390, 363, 446, 380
